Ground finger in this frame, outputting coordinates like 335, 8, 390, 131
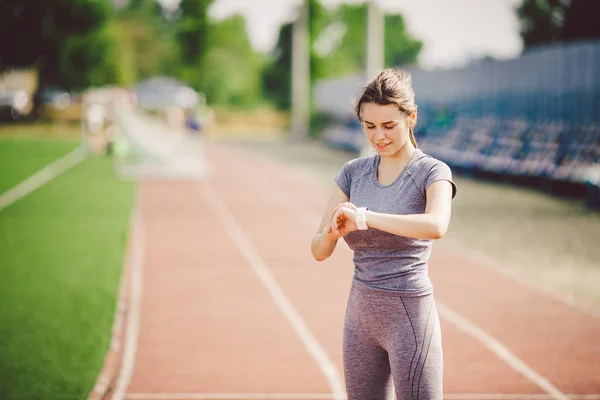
331, 210, 340, 233
340, 206, 350, 220
328, 209, 339, 231
342, 206, 356, 221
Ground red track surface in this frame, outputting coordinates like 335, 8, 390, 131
103, 142, 600, 400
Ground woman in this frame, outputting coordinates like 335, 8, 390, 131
311, 69, 457, 399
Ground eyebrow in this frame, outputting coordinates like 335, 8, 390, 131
364, 120, 397, 125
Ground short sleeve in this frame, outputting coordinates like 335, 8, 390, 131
425, 161, 457, 199
334, 161, 351, 197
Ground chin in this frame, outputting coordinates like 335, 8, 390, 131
374, 144, 399, 155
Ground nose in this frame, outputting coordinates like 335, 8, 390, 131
374, 127, 386, 141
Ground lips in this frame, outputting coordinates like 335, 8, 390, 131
375, 142, 391, 148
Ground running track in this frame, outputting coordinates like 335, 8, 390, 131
96, 140, 600, 400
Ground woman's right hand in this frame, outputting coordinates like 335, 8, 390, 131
328, 202, 358, 238
312, 186, 350, 261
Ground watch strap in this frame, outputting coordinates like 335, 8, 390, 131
355, 207, 368, 230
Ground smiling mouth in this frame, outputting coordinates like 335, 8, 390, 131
375, 142, 391, 148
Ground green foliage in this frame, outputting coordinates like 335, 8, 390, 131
197, 15, 265, 106
517, 0, 600, 48
384, 14, 422, 68
112, 20, 138, 87
58, 23, 120, 89
309, 0, 332, 83
328, 4, 367, 75
0, 0, 117, 91
326, 4, 421, 74
126, 0, 162, 15
176, 0, 214, 88
115, 4, 180, 85
262, 1, 422, 111
560, 0, 600, 42
262, 23, 293, 110
517, 0, 565, 48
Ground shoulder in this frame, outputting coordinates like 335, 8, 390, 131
411, 150, 452, 176
340, 155, 377, 176
411, 150, 457, 198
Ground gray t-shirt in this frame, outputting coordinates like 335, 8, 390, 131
334, 149, 457, 294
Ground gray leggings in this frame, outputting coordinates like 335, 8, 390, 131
343, 278, 443, 400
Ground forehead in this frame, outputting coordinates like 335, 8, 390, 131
361, 103, 404, 122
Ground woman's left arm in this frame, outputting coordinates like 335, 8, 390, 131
366, 180, 454, 240
331, 180, 454, 240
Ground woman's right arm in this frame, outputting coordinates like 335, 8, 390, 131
311, 185, 350, 261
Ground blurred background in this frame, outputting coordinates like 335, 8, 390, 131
1, 0, 599, 194
1, 0, 599, 399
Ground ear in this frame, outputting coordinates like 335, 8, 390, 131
409, 110, 417, 126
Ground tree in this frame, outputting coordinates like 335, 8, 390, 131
560, 0, 600, 42
175, 0, 214, 90
0, 0, 119, 91
262, 0, 422, 110
384, 14, 422, 68
199, 15, 265, 106
313, 3, 422, 77
262, 23, 294, 110
516, 0, 600, 48
516, 0, 566, 48
309, 0, 332, 84
115, 0, 179, 85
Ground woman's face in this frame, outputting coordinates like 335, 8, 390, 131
361, 102, 415, 156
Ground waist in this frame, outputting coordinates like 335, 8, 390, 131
353, 258, 430, 289
352, 275, 433, 297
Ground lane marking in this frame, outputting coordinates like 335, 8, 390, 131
198, 182, 346, 400
437, 302, 568, 400
124, 393, 600, 400
112, 200, 146, 400
126, 394, 342, 400
442, 238, 600, 320
219, 160, 570, 400
234, 146, 600, 320
88, 195, 141, 400
443, 395, 600, 400
0, 148, 85, 211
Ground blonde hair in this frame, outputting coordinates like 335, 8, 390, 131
354, 68, 418, 148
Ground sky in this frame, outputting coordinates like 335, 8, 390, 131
162, 0, 525, 70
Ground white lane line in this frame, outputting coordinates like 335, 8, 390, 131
112, 201, 146, 400
243, 150, 600, 320
0, 147, 86, 211
126, 393, 342, 400
436, 302, 568, 400
228, 165, 570, 400
443, 395, 600, 400
88, 200, 140, 400
441, 238, 600, 320
198, 182, 346, 400
124, 393, 600, 400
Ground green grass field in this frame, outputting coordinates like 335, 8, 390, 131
0, 133, 135, 399
0, 138, 80, 194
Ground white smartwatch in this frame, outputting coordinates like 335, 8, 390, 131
355, 207, 369, 230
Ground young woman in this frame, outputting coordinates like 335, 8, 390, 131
311, 69, 457, 399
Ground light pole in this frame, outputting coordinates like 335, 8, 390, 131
366, 0, 384, 81
361, 0, 385, 156
291, 0, 310, 141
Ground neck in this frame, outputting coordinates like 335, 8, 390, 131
379, 143, 416, 168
